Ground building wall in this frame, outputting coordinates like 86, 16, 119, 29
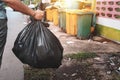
96, 17, 120, 43
96, 0, 120, 43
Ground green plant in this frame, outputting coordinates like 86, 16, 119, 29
65, 52, 97, 60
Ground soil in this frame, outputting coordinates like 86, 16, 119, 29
24, 53, 120, 80
24, 23, 120, 80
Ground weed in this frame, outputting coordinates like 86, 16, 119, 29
65, 52, 97, 60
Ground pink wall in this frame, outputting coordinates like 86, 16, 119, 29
96, 0, 120, 20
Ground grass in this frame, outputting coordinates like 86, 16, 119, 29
24, 66, 54, 80
24, 52, 97, 80
65, 52, 97, 60
24, 52, 120, 80
111, 72, 120, 80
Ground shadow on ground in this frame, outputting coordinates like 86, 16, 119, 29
24, 53, 120, 80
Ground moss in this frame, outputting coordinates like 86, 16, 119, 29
65, 52, 97, 60
24, 66, 53, 80
111, 72, 120, 80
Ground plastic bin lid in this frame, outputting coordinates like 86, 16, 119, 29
46, 6, 58, 9
58, 9, 67, 12
65, 9, 93, 15
77, 11, 93, 15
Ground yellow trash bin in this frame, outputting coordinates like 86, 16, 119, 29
46, 7, 58, 26
66, 10, 78, 35
66, 11, 70, 34
52, 9, 59, 26
46, 8, 53, 22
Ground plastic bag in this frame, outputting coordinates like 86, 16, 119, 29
12, 21, 63, 68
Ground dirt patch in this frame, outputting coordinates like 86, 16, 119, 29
24, 22, 120, 80
24, 53, 120, 80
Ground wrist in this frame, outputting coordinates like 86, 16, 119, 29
31, 11, 36, 17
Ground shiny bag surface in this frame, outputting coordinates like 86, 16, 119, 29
12, 21, 63, 68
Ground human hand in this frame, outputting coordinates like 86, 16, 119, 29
33, 10, 44, 20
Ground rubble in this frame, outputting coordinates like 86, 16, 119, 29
106, 54, 120, 75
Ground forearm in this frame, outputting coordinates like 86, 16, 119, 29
3, 0, 35, 17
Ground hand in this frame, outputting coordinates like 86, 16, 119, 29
33, 10, 44, 20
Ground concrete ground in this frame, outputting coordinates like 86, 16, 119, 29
48, 23, 120, 55
0, 7, 25, 80
0, 7, 120, 80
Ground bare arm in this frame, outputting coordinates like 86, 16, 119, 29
2, 0, 44, 20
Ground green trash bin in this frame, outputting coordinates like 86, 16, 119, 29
59, 9, 66, 32
77, 11, 93, 39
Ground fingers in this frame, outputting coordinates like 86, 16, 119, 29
34, 10, 44, 20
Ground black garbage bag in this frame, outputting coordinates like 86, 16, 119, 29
12, 21, 63, 68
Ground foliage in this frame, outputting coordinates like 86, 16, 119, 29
65, 52, 97, 60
